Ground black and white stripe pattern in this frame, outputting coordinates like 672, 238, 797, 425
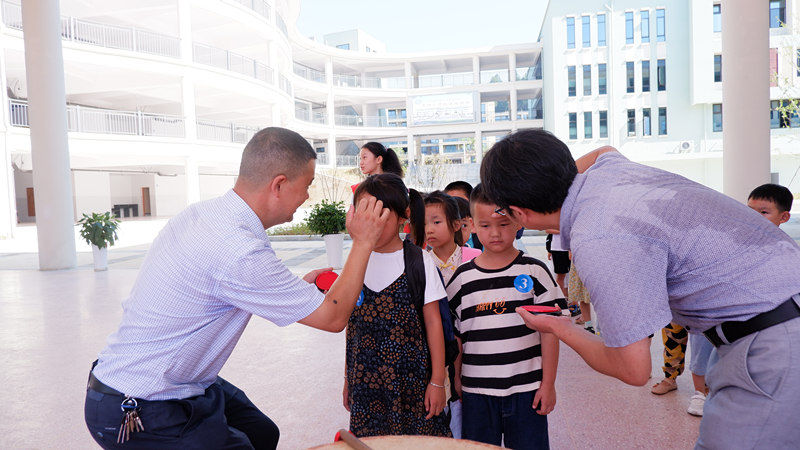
446, 252, 567, 396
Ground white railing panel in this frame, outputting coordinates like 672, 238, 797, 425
9, 100, 28, 126
72, 18, 134, 51
336, 155, 359, 167
141, 113, 184, 138
197, 120, 233, 142
2, 1, 23, 30
135, 29, 180, 58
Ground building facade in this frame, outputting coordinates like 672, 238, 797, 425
0, 0, 543, 238
540, 0, 800, 192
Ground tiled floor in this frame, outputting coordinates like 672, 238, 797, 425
0, 234, 714, 449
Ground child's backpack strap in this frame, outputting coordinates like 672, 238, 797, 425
461, 246, 481, 263
402, 240, 459, 370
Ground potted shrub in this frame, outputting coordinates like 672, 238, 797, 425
77, 211, 120, 271
306, 200, 347, 269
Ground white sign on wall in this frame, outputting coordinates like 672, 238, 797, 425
408, 92, 477, 126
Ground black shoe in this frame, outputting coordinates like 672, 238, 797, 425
584, 326, 596, 334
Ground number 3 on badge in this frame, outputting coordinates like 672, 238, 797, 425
514, 274, 533, 293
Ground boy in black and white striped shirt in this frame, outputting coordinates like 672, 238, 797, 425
446, 184, 566, 449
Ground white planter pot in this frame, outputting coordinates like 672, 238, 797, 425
92, 244, 108, 271
323, 233, 345, 269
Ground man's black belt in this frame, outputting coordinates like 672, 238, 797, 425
87, 371, 124, 396
703, 294, 800, 347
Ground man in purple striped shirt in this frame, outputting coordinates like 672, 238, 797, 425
480, 129, 800, 449
84, 128, 389, 449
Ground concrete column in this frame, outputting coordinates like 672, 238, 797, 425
510, 89, 518, 122
21, 0, 76, 270
508, 53, 517, 82
181, 76, 197, 140
404, 61, 415, 88
474, 130, 483, 165
185, 156, 200, 205
407, 134, 418, 166
327, 133, 337, 168
472, 56, 480, 84
722, 0, 770, 202
177, 0, 192, 62
0, 40, 16, 238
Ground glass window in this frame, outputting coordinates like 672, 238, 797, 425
656, 9, 665, 41
641, 10, 650, 43
626, 61, 635, 93
642, 60, 651, 92
643, 108, 652, 136
713, 4, 721, 32
625, 12, 634, 44
598, 64, 607, 95
770, 1, 785, 28
597, 14, 607, 46
567, 17, 575, 49
584, 111, 593, 138
658, 107, 667, 135
582, 16, 591, 47
657, 59, 666, 91
568, 66, 576, 96
714, 55, 722, 82
627, 109, 636, 136
599, 110, 608, 138
797, 49, 800, 76
770, 100, 780, 129
712, 104, 722, 132
583, 65, 592, 95
569, 112, 577, 139
336, 43, 350, 50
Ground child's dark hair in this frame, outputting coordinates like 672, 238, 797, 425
353, 173, 424, 246
453, 196, 470, 219
444, 180, 473, 198
362, 142, 404, 177
748, 183, 793, 212
424, 191, 464, 246
470, 183, 493, 208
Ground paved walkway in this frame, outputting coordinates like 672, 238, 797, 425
0, 234, 721, 449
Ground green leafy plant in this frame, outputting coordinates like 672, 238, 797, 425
77, 212, 120, 249
305, 200, 347, 235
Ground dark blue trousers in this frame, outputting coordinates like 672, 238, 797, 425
85, 376, 279, 449
462, 390, 549, 450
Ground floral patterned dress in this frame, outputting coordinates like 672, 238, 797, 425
345, 273, 451, 438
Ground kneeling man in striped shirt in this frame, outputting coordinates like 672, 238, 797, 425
446, 184, 567, 450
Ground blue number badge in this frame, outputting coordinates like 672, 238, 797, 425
356, 291, 365, 307
514, 274, 533, 293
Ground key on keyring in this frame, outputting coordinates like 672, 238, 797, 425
117, 397, 144, 444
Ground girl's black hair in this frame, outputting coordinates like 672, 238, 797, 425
453, 196, 470, 219
353, 173, 424, 246
362, 142, 404, 177
423, 191, 464, 247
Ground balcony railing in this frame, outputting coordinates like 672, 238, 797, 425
480, 69, 510, 84
363, 76, 411, 89
193, 42, 273, 83
336, 155, 359, 167
316, 153, 328, 165
517, 108, 543, 120
295, 109, 327, 124
230, 0, 271, 20
516, 65, 542, 81
293, 63, 326, 83
334, 115, 405, 127
2, 1, 180, 58
418, 72, 473, 88
197, 120, 259, 143
276, 13, 288, 37
279, 74, 292, 96
10, 100, 185, 138
333, 74, 360, 88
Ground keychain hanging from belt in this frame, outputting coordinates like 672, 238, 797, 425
118, 396, 145, 444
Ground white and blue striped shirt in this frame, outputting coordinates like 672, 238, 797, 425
92, 189, 324, 400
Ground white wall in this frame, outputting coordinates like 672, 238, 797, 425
154, 174, 187, 217
199, 174, 235, 201
109, 173, 155, 218
72, 171, 111, 219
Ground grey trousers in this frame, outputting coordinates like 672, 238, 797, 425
696, 315, 800, 449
